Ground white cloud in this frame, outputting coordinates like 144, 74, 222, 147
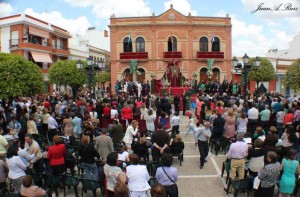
63, 0, 152, 18
215, 11, 294, 57
164, 0, 197, 15
0, 2, 14, 18
24, 8, 91, 35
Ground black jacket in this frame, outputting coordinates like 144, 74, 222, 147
79, 143, 100, 164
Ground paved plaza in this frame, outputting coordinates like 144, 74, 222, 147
60, 115, 258, 197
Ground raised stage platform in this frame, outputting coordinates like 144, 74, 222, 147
160, 87, 191, 96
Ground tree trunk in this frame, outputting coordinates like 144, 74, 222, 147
71, 85, 77, 100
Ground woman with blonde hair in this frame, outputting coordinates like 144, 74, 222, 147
27, 114, 38, 135
145, 109, 155, 135
41, 108, 50, 138
223, 109, 236, 138
123, 120, 139, 152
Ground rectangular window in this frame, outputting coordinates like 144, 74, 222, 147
11, 31, 19, 47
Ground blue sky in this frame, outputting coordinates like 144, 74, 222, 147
0, 0, 299, 56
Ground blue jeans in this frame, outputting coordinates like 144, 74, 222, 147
276, 122, 284, 136
185, 125, 195, 137
81, 162, 98, 180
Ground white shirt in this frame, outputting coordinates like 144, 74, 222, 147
18, 148, 35, 167
89, 112, 98, 119
6, 156, 27, 179
48, 116, 58, 129
171, 116, 180, 126
248, 107, 259, 120
237, 118, 248, 132
111, 109, 118, 118
126, 165, 150, 192
118, 151, 129, 161
123, 125, 138, 144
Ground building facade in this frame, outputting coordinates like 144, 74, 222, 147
266, 32, 300, 96
109, 5, 232, 93
0, 13, 71, 92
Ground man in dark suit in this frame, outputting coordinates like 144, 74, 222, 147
162, 98, 172, 116
182, 94, 187, 115
154, 97, 162, 117
174, 94, 180, 113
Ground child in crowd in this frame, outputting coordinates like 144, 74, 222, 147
185, 114, 197, 137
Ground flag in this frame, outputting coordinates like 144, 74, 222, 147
211, 32, 215, 43
120, 73, 124, 81
130, 59, 138, 74
127, 31, 132, 44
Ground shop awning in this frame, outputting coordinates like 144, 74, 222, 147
29, 26, 49, 39
30, 51, 52, 63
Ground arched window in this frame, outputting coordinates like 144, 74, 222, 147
168, 36, 177, 52
136, 37, 145, 52
137, 68, 145, 82
123, 37, 132, 52
199, 37, 208, 52
200, 68, 208, 82
212, 37, 220, 52
212, 68, 220, 82
123, 68, 133, 81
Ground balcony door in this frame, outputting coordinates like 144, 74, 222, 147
168, 36, 177, 52
123, 37, 132, 52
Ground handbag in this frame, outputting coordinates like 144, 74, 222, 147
162, 167, 178, 194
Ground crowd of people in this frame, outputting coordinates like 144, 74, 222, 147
0, 85, 299, 196
0, 91, 185, 197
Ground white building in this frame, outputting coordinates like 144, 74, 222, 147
265, 32, 300, 95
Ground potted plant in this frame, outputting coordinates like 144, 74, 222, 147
192, 71, 199, 78
150, 72, 155, 79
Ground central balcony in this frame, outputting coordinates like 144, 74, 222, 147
120, 52, 148, 61
197, 51, 224, 60
163, 51, 182, 59
52, 44, 70, 56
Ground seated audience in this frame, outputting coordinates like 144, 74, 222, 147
20, 175, 46, 197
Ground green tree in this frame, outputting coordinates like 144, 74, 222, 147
48, 60, 87, 98
284, 59, 300, 91
94, 71, 111, 88
248, 57, 276, 88
0, 53, 44, 99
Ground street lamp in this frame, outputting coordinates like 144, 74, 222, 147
231, 53, 261, 94
76, 57, 100, 98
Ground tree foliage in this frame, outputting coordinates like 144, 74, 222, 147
94, 71, 111, 85
0, 53, 44, 99
248, 57, 276, 83
284, 59, 300, 91
48, 60, 87, 97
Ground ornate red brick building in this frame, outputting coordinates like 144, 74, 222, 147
109, 5, 232, 93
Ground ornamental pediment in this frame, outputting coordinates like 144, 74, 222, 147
157, 7, 187, 22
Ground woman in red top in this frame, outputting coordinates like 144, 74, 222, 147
135, 99, 143, 108
284, 109, 294, 127
122, 103, 133, 120
87, 101, 95, 113
47, 135, 66, 175
102, 104, 111, 118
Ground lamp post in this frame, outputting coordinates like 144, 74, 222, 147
231, 53, 261, 94
76, 57, 102, 98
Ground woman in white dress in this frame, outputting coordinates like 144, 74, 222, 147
123, 120, 139, 153
145, 109, 155, 136
140, 103, 148, 120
